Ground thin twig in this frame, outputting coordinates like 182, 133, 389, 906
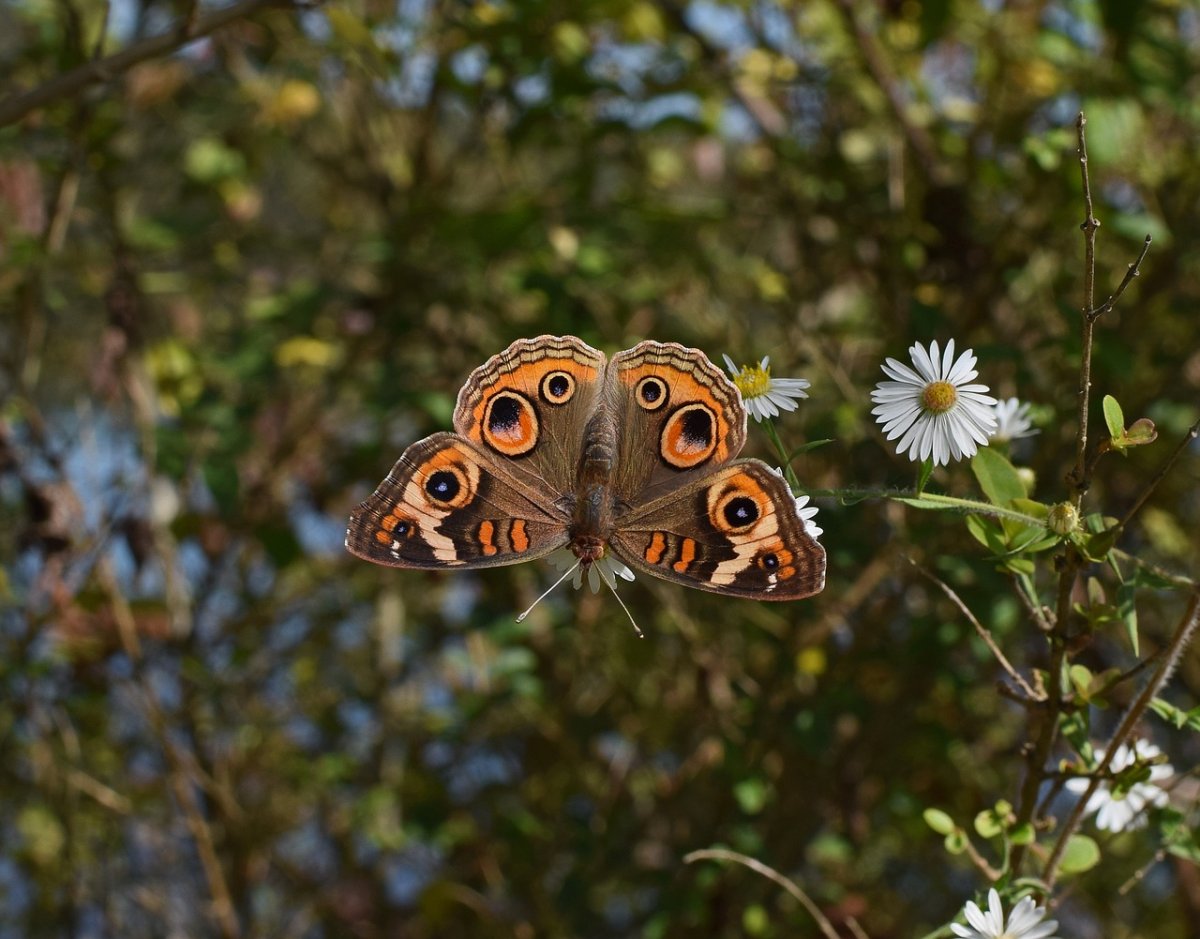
910, 561, 1043, 701
832, 0, 944, 184
1088, 235, 1152, 322
1116, 415, 1200, 533
1068, 111, 1099, 502
684, 848, 848, 939
0, 0, 295, 127
1043, 592, 1200, 888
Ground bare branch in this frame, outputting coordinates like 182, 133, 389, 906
684, 848, 849, 939
911, 560, 1043, 702
0, 0, 298, 128
1043, 591, 1200, 888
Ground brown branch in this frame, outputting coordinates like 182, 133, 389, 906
1088, 234, 1152, 322
684, 848, 849, 939
832, 0, 944, 185
0, 0, 296, 128
1116, 414, 1200, 533
1043, 591, 1200, 889
1068, 111, 1099, 502
911, 561, 1043, 702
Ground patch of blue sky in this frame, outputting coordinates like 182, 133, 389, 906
275, 819, 338, 881
447, 745, 520, 802
380, 51, 438, 108
290, 500, 346, 559
1042, 1, 1103, 52
588, 40, 660, 96
599, 91, 703, 130
514, 71, 550, 107
452, 44, 489, 84
686, 0, 755, 53
920, 41, 980, 112
383, 843, 445, 907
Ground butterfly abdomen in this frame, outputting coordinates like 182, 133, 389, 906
569, 409, 619, 562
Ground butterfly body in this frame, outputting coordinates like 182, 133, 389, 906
346, 336, 825, 601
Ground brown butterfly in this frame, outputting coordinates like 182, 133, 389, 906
345, 336, 825, 602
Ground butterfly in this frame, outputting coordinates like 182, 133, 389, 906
345, 336, 825, 601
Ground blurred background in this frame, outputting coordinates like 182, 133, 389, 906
2, 0, 1199, 936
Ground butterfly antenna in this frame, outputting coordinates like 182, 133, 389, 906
607, 582, 644, 638
516, 560, 580, 623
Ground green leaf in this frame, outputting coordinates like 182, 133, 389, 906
787, 439, 835, 460
1069, 664, 1094, 699
944, 830, 968, 855
924, 808, 956, 835
1125, 417, 1157, 445
916, 457, 935, 495
1059, 834, 1101, 874
733, 779, 769, 815
974, 810, 1002, 839
1103, 394, 1125, 440
1117, 583, 1138, 655
1010, 823, 1035, 846
1148, 697, 1200, 731
971, 448, 1025, 506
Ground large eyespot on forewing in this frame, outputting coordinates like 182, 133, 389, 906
660, 403, 718, 469
481, 390, 539, 457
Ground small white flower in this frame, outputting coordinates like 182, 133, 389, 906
870, 339, 997, 466
722, 354, 811, 422
770, 466, 823, 541
949, 889, 1059, 939
548, 548, 635, 594
1064, 740, 1173, 832
992, 397, 1039, 443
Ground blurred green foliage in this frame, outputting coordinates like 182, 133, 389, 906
1, 0, 1199, 936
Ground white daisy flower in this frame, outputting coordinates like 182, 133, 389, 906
722, 354, 811, 422
548, 548, 635, 595
1064, 740, 1173, 832
870, 339, 997, 466
992, 397, 1039, 443
770, 466, 823, 541
950, 889, 1059, 939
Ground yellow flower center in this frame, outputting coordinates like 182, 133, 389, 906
733, 364, 772, 399
921, 380, 957, 413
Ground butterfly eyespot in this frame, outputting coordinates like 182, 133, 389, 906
635, 376, 669, 411
722, 496, 759, 528
482, 390, 539, 456
426, 470, 461, 503
660, 403, 716, 468
760, 552, 779, 570
540, 370, 576, 405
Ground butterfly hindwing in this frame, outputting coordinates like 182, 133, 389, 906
345, 433, 568, 569
609, 459, 825, 600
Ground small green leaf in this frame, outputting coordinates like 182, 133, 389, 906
971, 448, 1026, 506
1117, 583, 1138, 655
787, 439, 835, 460
1125, 418, 1157, 445
917, 457, 935, 495
1059, 834, 1101, 874
924, 808, 956, 835
734, 778, 769, 815
1103, 394, 1125, 440
1069, 664, 1094, 699
1010, 823, 1035, 846
944, 830, 968, 855
974, 810, 1003, 839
